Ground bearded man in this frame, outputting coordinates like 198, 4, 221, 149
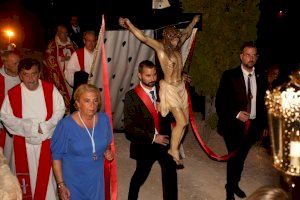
119, 15, 200, 163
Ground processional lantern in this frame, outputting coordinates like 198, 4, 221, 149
265, 68, 300, 177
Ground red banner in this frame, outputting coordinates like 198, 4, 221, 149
100, 15, 118, 200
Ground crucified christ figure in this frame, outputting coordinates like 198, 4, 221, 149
119, 15, 200, 164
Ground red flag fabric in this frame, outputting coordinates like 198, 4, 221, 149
99, 15, 118, 200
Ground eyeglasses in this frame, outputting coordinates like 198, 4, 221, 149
243, 53, 258, 58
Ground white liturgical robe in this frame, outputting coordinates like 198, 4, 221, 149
65, 47, 94, 87
0, 67, 21, 166
0, 80, 65, 200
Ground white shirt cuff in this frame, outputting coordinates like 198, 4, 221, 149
236, 111, 242, 119
152, 129, 159, 144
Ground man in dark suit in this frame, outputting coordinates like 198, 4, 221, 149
216, 41, 267, 200
124, 60, 177, 200
68, 15, 84, 48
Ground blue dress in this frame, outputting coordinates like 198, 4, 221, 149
51, 112, 112, 200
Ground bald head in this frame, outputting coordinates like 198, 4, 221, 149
83, 31, 97, 52
57, 25, 68, 43
2, 51, 20, 77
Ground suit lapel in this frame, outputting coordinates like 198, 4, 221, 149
134, 90, 154, 120
235, 67, 247, 101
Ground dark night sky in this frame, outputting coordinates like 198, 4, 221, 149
0, 0, 299, 76
0, 0, 190, 50
256, 0, 300, 79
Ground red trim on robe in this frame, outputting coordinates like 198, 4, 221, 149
0, 128, 5, 150
76, 48, 85, 71
8, 81, 54, 200
0, 73, 4, 107
0, 74, 6, 149
43, 39, 77, 113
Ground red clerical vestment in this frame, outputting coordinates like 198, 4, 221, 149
0, 74, 5, 149
44, 38, 77, 114
8, 81, 53, 200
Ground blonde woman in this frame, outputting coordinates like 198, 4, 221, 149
51, 84, 113, 200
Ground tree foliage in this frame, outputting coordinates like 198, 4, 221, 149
182, 0, 260, 96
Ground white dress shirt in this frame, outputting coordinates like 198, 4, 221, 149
139, 82, 159, 142
241, 65, 257, 119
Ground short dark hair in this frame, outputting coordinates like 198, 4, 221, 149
18, 58, 41, 73
70, 15, 78, 19
267, 64, 280, 72
240, 41, 257, 53
138, 60, 156, 73
293, 62, 300, 72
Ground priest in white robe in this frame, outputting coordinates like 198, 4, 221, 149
0, 58, 65, 200
0, 51, 21, 168
64, 30, 97, 87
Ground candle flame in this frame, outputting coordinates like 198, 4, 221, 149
5, 30, 14, 37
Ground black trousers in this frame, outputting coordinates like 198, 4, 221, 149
128, 153, 178, 200
223, 119, 260, 191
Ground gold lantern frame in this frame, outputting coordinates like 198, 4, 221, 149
265, 70, 300, 177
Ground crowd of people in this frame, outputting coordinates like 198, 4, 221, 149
0, 14, 291, 200
0, 15, 113, 199
43, 16, 97, 114
0, 55, 114, 200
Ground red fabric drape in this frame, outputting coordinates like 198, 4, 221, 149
100, 15, 118, 200
183, 32, 247, 161
134, 85, 161, 133
186, 85, 235, 161
0, 74, 5, 107
187, 84, 251, 161
0, 74, 6, 149
76, 48, 85, 71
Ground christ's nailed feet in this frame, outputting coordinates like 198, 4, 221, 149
168, 149, 183, 165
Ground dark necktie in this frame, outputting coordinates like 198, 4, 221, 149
150, 90, 156, 102
247, 74, 252, 113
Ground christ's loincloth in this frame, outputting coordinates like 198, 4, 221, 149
159, 80, 188, 117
